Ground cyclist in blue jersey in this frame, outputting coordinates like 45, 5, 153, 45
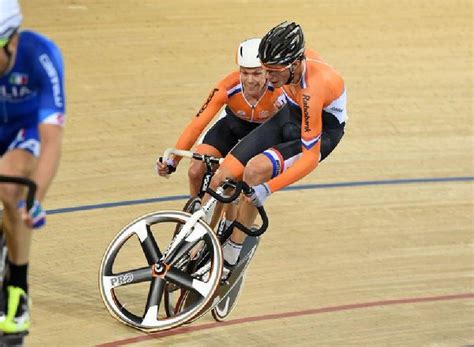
0, 0, 66, 334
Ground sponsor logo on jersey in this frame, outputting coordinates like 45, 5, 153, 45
196, 88, 219, 117
9, 73, 29, 85
39, 54, 63, 108
302, 94, 311, 132
0, 85, 32, 99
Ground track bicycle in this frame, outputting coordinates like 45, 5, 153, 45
98, 149, 268, 331
162, 149, 267, 323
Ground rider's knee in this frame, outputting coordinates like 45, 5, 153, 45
0, 184, 22, 210
188, 161, 205, 184
243, 157, 272, 186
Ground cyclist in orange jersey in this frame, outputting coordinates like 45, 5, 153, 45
206, 22, 347, 273
156, 38, 285, 198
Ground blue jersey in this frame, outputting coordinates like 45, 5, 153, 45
0, 30, 65, 156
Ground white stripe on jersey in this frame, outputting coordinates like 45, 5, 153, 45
41, 112, 65, 126
323, 88, 347, 124
9, 139, 40, 157
227, 83, 242, 96
301, 133, 321, 150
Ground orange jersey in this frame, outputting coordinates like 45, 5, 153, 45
174, 71, 284, 154
267, 49, 347, 192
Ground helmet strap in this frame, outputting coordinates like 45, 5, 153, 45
2, 32, 16, 59
285, 58, 305, 85
285, 64, 295, 85
3, 45, 12, 59
0, 37, 15, 76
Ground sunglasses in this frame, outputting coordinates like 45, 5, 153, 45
0, 29, 18, 48
262, 63, 292, 72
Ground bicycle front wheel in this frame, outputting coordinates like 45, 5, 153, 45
98, 210, 223, 332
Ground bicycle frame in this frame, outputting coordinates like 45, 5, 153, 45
157, 148, 268, 270
158, 148, 227, 265
159, 196, 218, 264
162, 148, 269, 239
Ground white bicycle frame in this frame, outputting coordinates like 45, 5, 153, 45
159, 148, 224, 261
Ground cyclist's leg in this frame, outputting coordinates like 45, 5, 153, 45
205, 113, 278, 230
231, 124, 346, 241
198, 113, 261, 226
209, 105, 298, 190
0, 126, 39, 334
210, 112, 262, 230
319, 125, 345, 161
187, 113, 241, 197
218, 154, 272, 275
188, 144, 222, 197
228, 139, 302, 244
211, 106, 300, 267
224, 153, 273, 245
213, 105, 299, 212
0, 154, 37, 265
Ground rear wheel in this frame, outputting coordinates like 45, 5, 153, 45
211, 275, 245, 321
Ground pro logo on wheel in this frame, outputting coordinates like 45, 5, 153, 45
110, 273, 134, 286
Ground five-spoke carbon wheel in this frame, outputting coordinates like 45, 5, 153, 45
98, 210, 223, 331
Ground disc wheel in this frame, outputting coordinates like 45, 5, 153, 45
211, 275, 245, 321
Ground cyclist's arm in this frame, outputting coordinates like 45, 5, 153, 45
32, 43, 66, 202
33, 124, 63, 201
267, 93, 323, 193
173, 86, 227, 163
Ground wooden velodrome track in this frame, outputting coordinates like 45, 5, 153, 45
16, 0, 473, 346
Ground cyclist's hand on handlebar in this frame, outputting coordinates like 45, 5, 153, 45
246, 183, 272, 207
156, 157, 177, 176
18, 199, 46, 229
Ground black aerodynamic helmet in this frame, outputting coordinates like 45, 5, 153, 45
258, 21, 305, 66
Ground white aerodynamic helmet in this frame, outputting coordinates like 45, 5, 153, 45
236, 38, 262, 68
0, 0, 22, 43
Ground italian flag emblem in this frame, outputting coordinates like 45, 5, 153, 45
9, 73, 29, 85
